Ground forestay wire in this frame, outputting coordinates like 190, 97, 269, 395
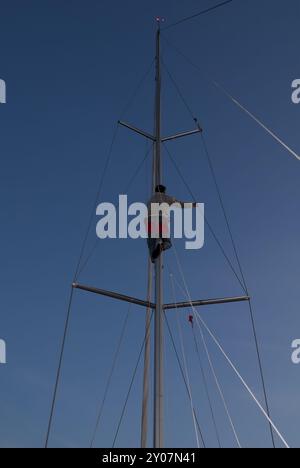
162, 36, 300, 162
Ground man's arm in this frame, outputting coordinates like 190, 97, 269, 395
174, 199, 198, 209
163, 195, 199, 209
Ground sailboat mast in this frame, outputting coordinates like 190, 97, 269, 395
153, 24, 164, 449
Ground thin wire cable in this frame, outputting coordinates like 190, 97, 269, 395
170, 255, 242, 448
112, 312, 154, 448
172, 249, 289, 448
164, 314, 206, 448
193, 321, 242, 448
213, 81, 300, 162
162, 36, 300, 162
163, 57, 249, 292
247, 300, 276, 447
194, 309, 290, 448
162, 59, 276, 447
90, 308, 131, 448
162, 0, 234, 31
176, 313, 201, 448
76, 143, 153, 279
74, 123, 120, 282
119, 58, 156, 120
45, 58, 155, 448
162, 59, 200, 124
124, 144, 154, 195
172, 247, 289, 448
163, 64, 241, 294
200, 135, 247, 290
168, 142, 276, 447
74, 57, 155, 281
168, 261, 221, 448
191, 326, 222, 448
45, 287, 74, 448
169, 274, 201, 448
200, 134, 276, 448
163, 142, 247, 293
45, 121, 120, 448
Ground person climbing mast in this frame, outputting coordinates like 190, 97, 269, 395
147, 184, 198, 263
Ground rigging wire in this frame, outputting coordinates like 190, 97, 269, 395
162, 63, 246, 292
90, 307, 131, 448
74, 56, 156, 281
247, 301, 276, 447
164, 145, 276, 451
75, 143, 154, 279
201, 135, 276, 448
169, 274, 201, 448
168, 261, 222, 449
112, 312, 154, 448
171, 248, 290, 448
45, 287, 74, 448
141, 139, 154, 448
194, 326, 242, 448
161, 59, 201, 124
200, 134, 248, 291
162, 60, 277, 447
161, 36, 300, 162
45, 58, 155, 448
119, 58, 156, 120
164, 314, 206, 448
170, 256, 242, 448
73, 123, 120, 283
193, 309, 290, 448
163, 142, 247, 294
45, 119, 120, 446
213, 81, 300, 162
162, 0, 235, 31
190, 325, 222, 448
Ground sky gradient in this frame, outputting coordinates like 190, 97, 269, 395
0, 0, 300, 448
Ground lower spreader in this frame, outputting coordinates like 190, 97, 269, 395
72, 282, 250, 311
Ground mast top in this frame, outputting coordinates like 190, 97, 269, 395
155, 16, 166, 28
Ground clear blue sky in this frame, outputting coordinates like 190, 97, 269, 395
0, 0, 300, 448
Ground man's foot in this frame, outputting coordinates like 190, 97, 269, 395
152, 243, 163, 262
162, 239, 172, 252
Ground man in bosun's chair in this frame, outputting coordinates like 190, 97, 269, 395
147, 184, 197, 263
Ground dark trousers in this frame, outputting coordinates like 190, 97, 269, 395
147, 237, 172, 263
147, 215, 172, 262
